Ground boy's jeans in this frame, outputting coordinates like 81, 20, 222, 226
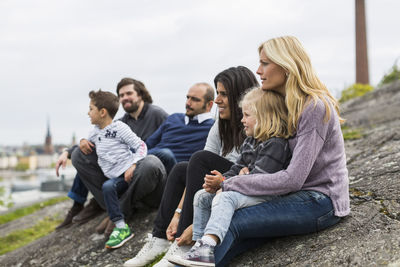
214, 190, 341, 266
67, 174, 88, 204
193, 189, 274, 242
102, 176, 129, 222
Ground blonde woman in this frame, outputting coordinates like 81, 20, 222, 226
213, 36, 349, 266
169, 88, 291, 267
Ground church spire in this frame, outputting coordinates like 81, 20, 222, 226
46, 117, 51, 137
44, 117, 54, 154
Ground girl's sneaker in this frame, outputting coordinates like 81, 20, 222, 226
105, 224, 134, 249
168, 240, 215, 267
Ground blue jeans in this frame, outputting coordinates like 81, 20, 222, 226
67, 174, 88, 204
102, 176, 129, 222
193, 189, 273, 242
214, 190, 341, 267
148, 148, 177, 174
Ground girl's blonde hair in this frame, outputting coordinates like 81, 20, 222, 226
258, 36, 344, 136
240, 88, 289, 141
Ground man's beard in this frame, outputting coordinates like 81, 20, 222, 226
185, 105, 194, 118
185, 103, 207, 118
123, 100, 140, 113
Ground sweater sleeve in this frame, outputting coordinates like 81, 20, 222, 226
118, 122, 147, 164
222, 101, 326, 196
222, 141, 248, 178
87, 128, 98, 144
66, 145, 78, 159
153, 106, 169, 128
145, 120, 165, 149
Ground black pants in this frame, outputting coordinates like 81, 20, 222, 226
152, 150, 233, 239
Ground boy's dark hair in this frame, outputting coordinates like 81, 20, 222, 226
89, 90, 119, 119
214, 66, 259, 156
116, 78, 153, 104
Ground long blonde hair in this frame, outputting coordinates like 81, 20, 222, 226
258, 36, 344, 136
240, 88, 289, 141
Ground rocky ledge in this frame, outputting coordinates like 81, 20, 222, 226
1, 81, 400, 266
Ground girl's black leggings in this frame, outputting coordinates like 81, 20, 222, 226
152, 150, 233, 239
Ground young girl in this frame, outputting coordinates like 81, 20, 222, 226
169, 88, 291, 267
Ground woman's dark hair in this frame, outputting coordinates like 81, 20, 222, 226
214, 66, 259, 156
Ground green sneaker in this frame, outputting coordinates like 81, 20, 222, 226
105, 224, 134, 249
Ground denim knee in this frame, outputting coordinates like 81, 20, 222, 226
102, 179, 115, 195
194, 189, 214, 209
212, 192, 235, 208
158, 148, 175, 158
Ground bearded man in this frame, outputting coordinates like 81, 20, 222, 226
55, 78, 168, 230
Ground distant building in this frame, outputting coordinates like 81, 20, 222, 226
44, 119, 54, 155
37, 154, 58, 168
18, 154, 38, 170
0, 119, 71, 170
0, 154, 18, 169
71, 132, 77, 146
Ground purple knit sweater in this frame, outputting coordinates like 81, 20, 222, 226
222, 97, 350, 217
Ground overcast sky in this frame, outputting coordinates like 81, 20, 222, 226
0, 0, 399, 146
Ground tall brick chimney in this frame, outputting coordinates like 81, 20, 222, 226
355, 0, 370, 84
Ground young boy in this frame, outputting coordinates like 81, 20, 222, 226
87, 90, 147, 249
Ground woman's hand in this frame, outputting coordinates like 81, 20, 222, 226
166, 213, 180, 241
204, 170, 224, 189
176, 224, 194, 246
124, 164, 136, 183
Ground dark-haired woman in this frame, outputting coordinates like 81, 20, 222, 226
124, 66, 259, 267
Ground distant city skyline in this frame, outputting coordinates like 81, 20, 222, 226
0, 119, 77, 147
1, 0, 399, 145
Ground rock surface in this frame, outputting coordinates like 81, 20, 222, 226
1, 81, 400, 266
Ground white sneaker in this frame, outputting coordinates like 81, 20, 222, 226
153, 258, 174, 267
124, 233, 170, 267
156, 240, 190, 267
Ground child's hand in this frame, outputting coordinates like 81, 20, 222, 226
204, 170, 224, 189
124, 164, 137, 183
79, 139, 95, 155
216, 188, 222, 195
239, 167, 250, 175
